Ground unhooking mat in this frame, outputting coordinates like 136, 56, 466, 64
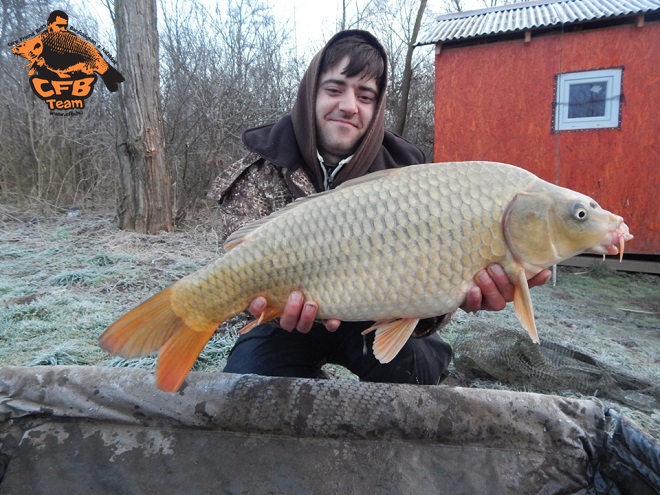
0, 366, 657, 494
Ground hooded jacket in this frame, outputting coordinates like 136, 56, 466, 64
208, 30, 425, 241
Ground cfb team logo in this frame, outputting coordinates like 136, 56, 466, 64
10, 10, 124, 116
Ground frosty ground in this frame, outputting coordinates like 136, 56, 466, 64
1, 204, 658, 437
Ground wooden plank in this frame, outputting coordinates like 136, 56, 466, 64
558, 255, 660, 274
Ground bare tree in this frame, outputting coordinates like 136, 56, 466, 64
337, 0, 379, 30
115, 0, 172, 233
478, 0, 523, 8
394, 0, 426, 135
445, 0, 467, 13
158, 0, 299, 221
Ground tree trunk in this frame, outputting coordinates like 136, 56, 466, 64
394, 0, 427, 136
114, 0, 173, 233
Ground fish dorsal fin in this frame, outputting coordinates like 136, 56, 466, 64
512, 267, 540, 343
362, 317, 420, 363
335, 167, 406, 189
223, 191, 330, 250
224, 169, 404, 250
224, 214, 279, 251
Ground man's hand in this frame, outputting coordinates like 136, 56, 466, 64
248, 292, 341, 334
461, 264, 551, 313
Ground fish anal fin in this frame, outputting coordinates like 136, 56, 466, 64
363, 318, 420, 364
512, 268, 540, 343
156, 325, 217, 393
238, 303, 283, 334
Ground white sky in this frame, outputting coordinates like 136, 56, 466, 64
270, 0, 487, 52
81, 0, 488, 55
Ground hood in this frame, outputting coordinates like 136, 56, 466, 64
290, 30, 388, 190
242, 30, 424, 195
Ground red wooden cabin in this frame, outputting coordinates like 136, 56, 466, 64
418, 0, 660, 255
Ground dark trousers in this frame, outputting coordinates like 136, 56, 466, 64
223, 321, 453, 385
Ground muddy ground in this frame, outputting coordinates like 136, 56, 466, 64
1, 204, 658, 437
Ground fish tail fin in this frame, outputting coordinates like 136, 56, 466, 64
156, 324, 216, 393
100, 65, 125, 92
99, 285, 218, 392
99, 286, 181, 358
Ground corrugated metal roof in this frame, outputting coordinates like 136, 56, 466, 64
417, 0, 660, 45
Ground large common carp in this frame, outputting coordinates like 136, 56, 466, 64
100, 161, 633, 392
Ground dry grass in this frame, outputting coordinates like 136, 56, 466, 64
1, 203, 658, 437
0, 203, 238, 372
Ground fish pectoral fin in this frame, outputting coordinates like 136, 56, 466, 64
512, 268, 540, 344
363, 318, 420, 364
238, 304, 283, 334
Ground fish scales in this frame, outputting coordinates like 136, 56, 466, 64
100, 161, 633, 392
176, 162, 534, 323
43, 32, 91, 55
41, 32, 107, 67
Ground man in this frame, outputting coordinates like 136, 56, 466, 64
208, 30, 550, 384
47, 10, 69, 32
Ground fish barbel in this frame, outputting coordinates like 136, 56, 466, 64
99, 161, 633, 392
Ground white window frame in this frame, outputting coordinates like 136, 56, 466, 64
554, 68, 623, 131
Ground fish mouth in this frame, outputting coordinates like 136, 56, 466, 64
587, 218, 634, 261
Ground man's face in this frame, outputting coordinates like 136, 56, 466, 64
315, 56, 379, 164
48, 16, 68, 32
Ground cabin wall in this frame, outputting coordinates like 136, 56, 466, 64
433, 21, 660, 254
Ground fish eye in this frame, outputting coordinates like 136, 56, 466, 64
572, 203, 589, 221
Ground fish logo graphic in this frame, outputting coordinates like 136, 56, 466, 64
11, 10, 124, 115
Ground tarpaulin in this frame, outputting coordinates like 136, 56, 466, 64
0, 366, 657, 494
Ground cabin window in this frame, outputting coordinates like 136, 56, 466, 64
554, 68, 623, 131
